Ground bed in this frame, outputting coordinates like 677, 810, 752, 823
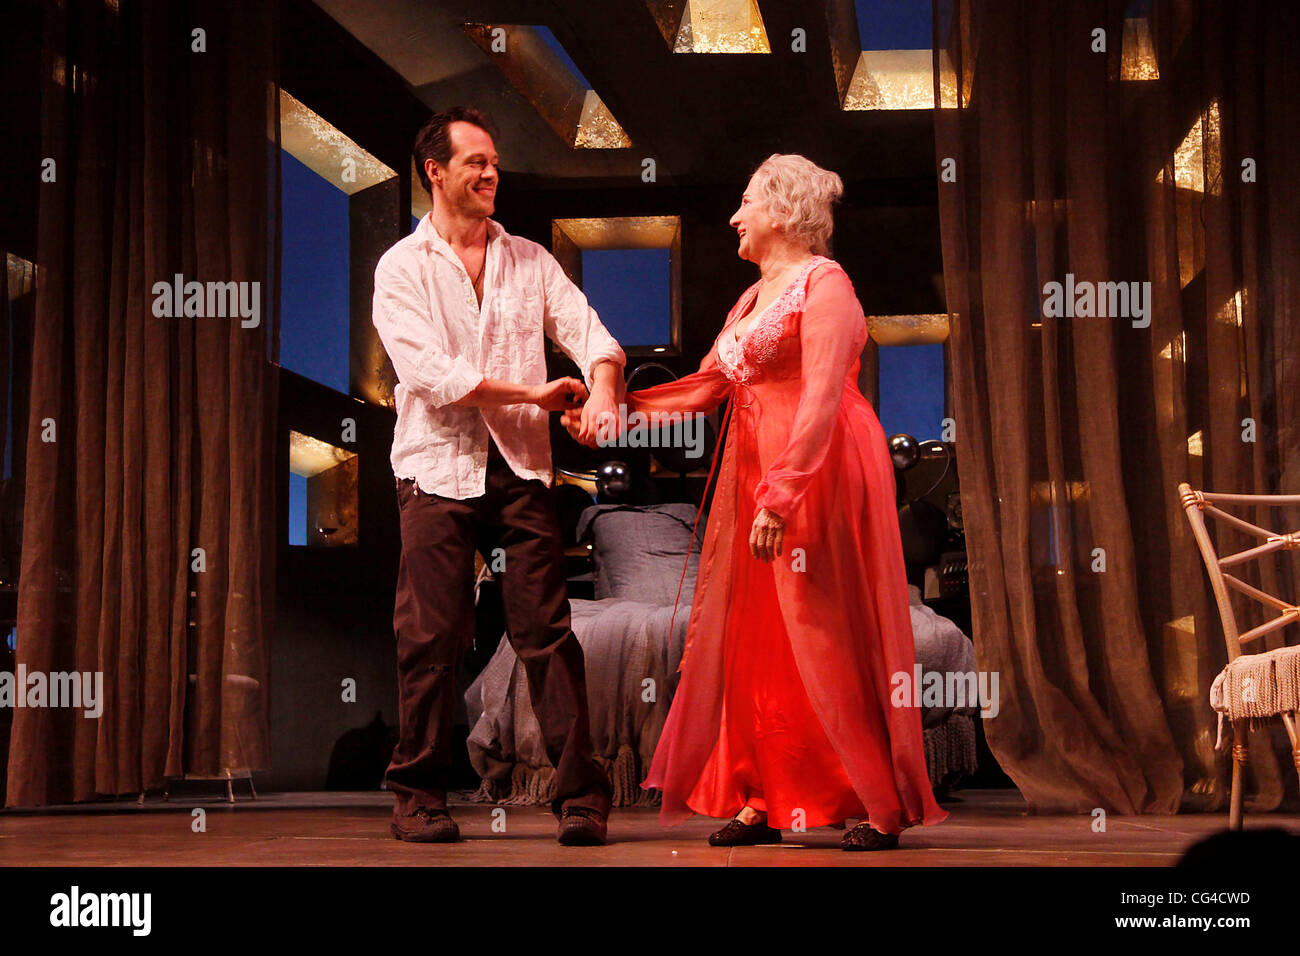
465, 503, 978, 809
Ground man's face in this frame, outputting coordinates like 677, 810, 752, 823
427, 121, 499, 218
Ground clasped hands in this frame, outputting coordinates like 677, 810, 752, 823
546, 374, 785, 564
537, 376, 621, 449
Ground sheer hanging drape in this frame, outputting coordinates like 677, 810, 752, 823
7, 0, 281, 806
933, 0, 1300, 814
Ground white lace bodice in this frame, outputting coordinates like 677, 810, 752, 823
717, 255, 830, 384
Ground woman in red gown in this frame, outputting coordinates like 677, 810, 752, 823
570, 155, 947, 849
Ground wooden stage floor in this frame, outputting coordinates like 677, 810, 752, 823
3, 789, 1297, 866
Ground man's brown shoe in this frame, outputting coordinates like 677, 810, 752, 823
391, 806, 460, 843
557, 806, 607, 846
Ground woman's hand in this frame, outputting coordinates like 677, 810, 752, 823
559, 407, 583, 441
578, 387, 620, 447
561, 390, 621, 447
749, 507, 785, 562
559, 406, 597, 444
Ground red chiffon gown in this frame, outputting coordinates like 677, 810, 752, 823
628, 255, 948, 835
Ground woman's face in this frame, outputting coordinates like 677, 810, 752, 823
729, 175, 780, 263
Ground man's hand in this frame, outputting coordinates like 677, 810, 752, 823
531, 377, 589, 412
577, 386, 620, 447
749, 508, 786, 562
560, 360, 624, 447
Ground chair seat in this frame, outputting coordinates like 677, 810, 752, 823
1210, 643, 1300, 721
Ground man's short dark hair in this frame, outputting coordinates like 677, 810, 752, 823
413, 106, 499, 195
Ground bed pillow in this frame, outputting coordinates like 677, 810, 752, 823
576, 503, 704, 606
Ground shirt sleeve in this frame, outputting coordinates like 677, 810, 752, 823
753, 264, 868, 519
372, 253, 484, 408
626, 342, 734, 422
538, 251, 627, 388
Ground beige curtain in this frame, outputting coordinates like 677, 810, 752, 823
934, 0, 1300, 813
7, 0, 280, 806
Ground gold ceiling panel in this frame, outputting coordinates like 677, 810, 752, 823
843, 50, 951, 111
867, 313, 950, 346
1022, 198, 1073, 224
6, 253, 35, 301
575, 90, 633, 149
1150, 100, 1221, 289
829, 0, 964, 110
672, 0, 770, 53
935, 47, 967, 109
1156, 98, 1222, 195
551, 217, 683, 356
279, 89, 396, 195
1161, 615, 1200, 702
1029, 481, 1092, 506
1120, 17, 1159, 81
289, 430, 358, 479
553, 216, 681, 249
644, 0, 689, 48
1159, 329, 1188, 361
1216, 290, 1244, 328
464, 23, 631, 150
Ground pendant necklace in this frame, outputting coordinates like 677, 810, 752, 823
472, 233, 487, 293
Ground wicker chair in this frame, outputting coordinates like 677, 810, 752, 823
1179, 482, 1300, 829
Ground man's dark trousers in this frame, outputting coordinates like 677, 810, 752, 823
384, 436, 612, 819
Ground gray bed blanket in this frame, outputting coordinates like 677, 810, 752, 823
466, 587, 978, 807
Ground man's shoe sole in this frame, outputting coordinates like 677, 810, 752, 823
557, 833, 606, 846
557, 823, 607, 846
390, 822, 461, 843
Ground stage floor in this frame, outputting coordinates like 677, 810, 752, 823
2, 789, 1295, 866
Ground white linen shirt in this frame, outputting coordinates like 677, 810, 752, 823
372, 214, 626, 500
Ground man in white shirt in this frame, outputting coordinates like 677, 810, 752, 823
372, 107, 626, 846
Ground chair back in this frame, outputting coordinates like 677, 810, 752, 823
1178, 482, 1300, 664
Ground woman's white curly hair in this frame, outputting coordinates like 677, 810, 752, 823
749, 154, 844, 256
